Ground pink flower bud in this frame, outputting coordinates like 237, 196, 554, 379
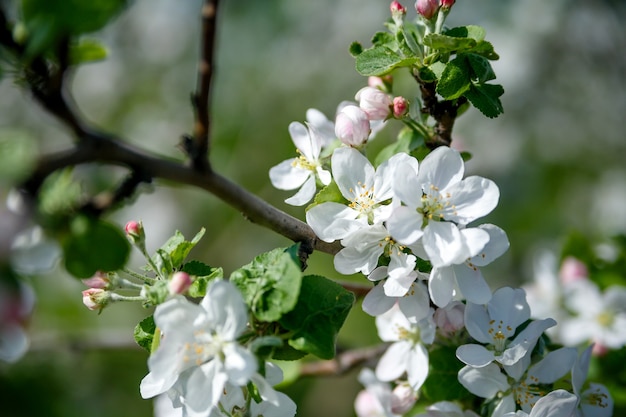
592, 342, 609, 357
355, 86, 392, 120
335, 105, 371, 147
81, 271, 111, 289
354, 390, 383, 417
124, 220, 145, 246
390, 1, 407, 24
559, 256, 588, 284
440, 0, 455, 9
392, 96, 409, 118
168, 272, 192, 295
368, 76, 385, 89
434, 301, 465, 335
415, 0, 439, 20
390, 383, 417, 414
82, 288, 111, 311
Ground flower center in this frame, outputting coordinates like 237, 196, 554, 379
348, 181, 377, 220
397, 324, 421, 344
596, 311, 614, 327
182, 330, 220, 366
487, 319, 513, 354
418, 184, 457, 223
513, 375, 548, 408
585, 388, 610, 409
291, 150, 317, 171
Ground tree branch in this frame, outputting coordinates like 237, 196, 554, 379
190, 0, 220, 171
299, 344, 389, 377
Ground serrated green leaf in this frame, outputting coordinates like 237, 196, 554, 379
134, 315, 156, 353
355, 46, 419, 77
63, 217, 130, 278
230, 246, 302, 323
418, 66, 437, 83
423, 33, 476, 53
151, 228, 205, 275
371, 31, 394, 47
464, 83, 504, 118
436, 56, 471, 100
472, 40, 499, 60
444, 25, 486, 42
143, 281, 168, 307
70, 39, 108, 64
465, 53, 496, 83
279, 275, 354, 359
421, 346, 473, 402
0, 130, 38, 183
307, 180, 347, 210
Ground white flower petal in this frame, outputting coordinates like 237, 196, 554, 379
223, 343, 257, 386
376, 341, 411, 382
454, 263, 492, 305
306, 202, 361, 242
362, 284, 395, 317
332, 147, 375, 200
407, 344, 429, 390
269, 159, 310, 190
529, 390, 578, 417
444, 176, 499, 224
392, 162, 421, 208
423, 222, 465, 267
288, 122, 315, 160
429, 266, 456, 308
456, 344, 495, 367
471, 224, 510, 267
387, 206, 424, 246
284, 175, 316, 206
458, 362, 509, 398
417, 146, 464, 191
201, 280, 248, 340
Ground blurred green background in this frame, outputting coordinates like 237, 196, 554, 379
1, 0, 625, 415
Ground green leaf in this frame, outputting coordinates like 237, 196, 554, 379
444, 25, 487, 42
182, 261, 223, 298
371, 31, 395, 47
421, 346, 473, 402
230, 246, 302, 323
465, 53, 496, 83
349, 42, 363, 57
248, 336, 283, 357
279, 275, 355, 359
70, 39, 108, 64
417, 66, 438, 83
472, 40, 499, 60
0, 130, 38, 183
355, 46, 418, 77
423, 33, 476, 53
436, 56, 471, 100
38, 168, 83, 217
464, 83, 504, 118
142, 281, 169, 307
308, 180, 347, 210
63, 217, 130, 278
151, 228, 205, 275
134, 315, 156, 353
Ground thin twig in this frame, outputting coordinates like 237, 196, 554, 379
299, 344, 389, 377
190, 0, 220, 171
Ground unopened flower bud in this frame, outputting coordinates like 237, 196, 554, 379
592, 342, 609, 357
392, 96, 409, 118
335, 105, 371, 147
355, 86, 393, 120
440, 0, 456, 10
81, 271, 114, 289
559, 256, 588, 284
390, 1, 407, 25
434, 301, 465, 335
354, 390, 382, 417
168, 272, 192, 295
415, 0, 439, 20
82, 288, 111, 311
124, 220, 145, 245
391, 383, 417, 414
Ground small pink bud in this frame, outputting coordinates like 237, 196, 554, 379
168, 272, 192, 295
390, 383, 417, 414
124, 220, 145, 245
592, 342, 609, 357
415, 0, 439, 20
82, 288, 111, 311
440, 0, 455, 9
392, 96, 409, 118
81, 271, 110, 289
355, 86, 393, 120
390, 1, 407, 24
559, 256, 588, 284
367, 76, 385, 89
354, 390, 383, 417
335, 105, 371, 147
434, 301, 465, 335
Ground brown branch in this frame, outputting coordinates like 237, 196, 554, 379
21, 136, 342, 255
190, 0, 220, 171
299, 344, 389, 377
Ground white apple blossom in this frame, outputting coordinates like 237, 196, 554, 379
457, 287, 556, 369
428, 223, 508, 307
387, 146, 499, 268
362, 268, 431, 322
459, 347, 577, 417
375, 305, 435, 390
305, 108, 336, 148
571, 345, 614, 417
306, 148, 415, 242
559, 279, 626, 349
269, 121, 332, 206
501, 390, 579, 417
140, 280, 257, 416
